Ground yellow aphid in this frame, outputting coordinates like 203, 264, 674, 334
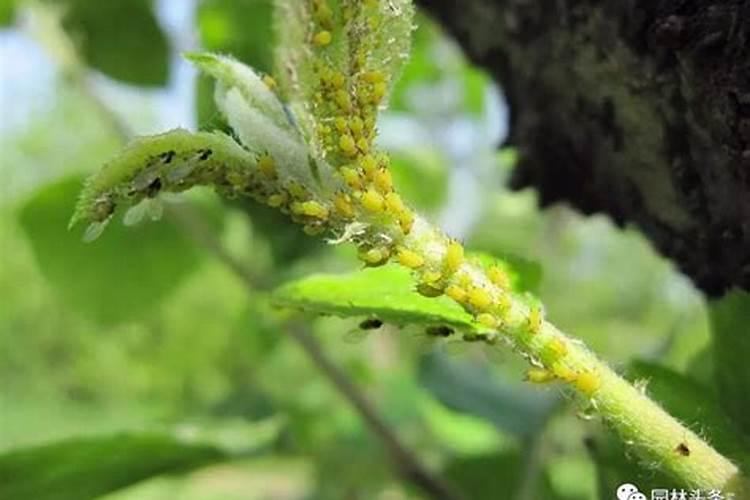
286, 180, 308, 200
467, 287, 493, 312
417, 283, 443, 298
303, 223, 325, 236
384, 192, 404, 214
444, 240, 464, 274
262, 75, 277, 91
477, 313, 498, 329
350, 116, 364, 136
525, 368, 555, 384
335, 117, 348, 133
356, 137, 369, 154
330, 72, 346, 89
552, 362, 577, 383
313, 3, 333, 28
335, 89, 351, 111
359, 247, 390, 267
548, 338, 568, 359
488, 266, 511, 290
313, 30, 332, 47
372, 82, 387, 101
341, 167, 363, 190
333, 192, 355, 218
398, 248, 425, 269
373, 168, 393, 193
292, 201, 329, 219
422, 270, 442, 284
360, 155, 378, 177
527, 306, 543, 335
363, 70, 385, 84
258, 154, 276, 179
361, 188, 385, 213
398, 210, 414, 234
339, 134, 357, 156
495, 294, 511, 315
575, 371, 601, 395
267, 193, 288, 208
445, 284, 467, 303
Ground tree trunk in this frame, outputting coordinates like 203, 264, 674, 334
418, 0, 750, 297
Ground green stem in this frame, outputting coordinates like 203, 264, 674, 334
400, 216, 748, 495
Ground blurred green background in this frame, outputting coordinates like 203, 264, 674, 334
1, 1, 746, 499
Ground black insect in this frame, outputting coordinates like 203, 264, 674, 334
145, 177, 162, 197
161, 150, 176, 164
198, 148, 213, 161
425, 325, 454, 337
675, 442, 690, 456
359, 318, 384, 330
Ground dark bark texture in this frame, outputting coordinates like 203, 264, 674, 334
418, 0, 750, 296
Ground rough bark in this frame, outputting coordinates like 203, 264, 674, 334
418, 0, 750, 296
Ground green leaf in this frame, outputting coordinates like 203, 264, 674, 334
19, 175, 202, 325
59, 0, 169, 86
444, 451, 568, 500
419, 352, 559, 439
709, 289, 750, 438
272, 264, 478, 330
0, 433, 227, 500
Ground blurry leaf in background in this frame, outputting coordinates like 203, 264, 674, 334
195, 0, 273, 130
444, 451, 569, 500
419, 352, 558, 439
591, 359, 750, 494
390, 151, 448, 212
0, 433, 227, 500
56, 0, 169, 86
0, 0, 15, 26
18, 175, 202, 325
709, 290, 750, 439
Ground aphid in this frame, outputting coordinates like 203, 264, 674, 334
525, 368, 555, 384
575, 371, 601, 396
160, 150, 176, 164
384, 192, 404, 214
422, 270, 442, 284
371, 82, 387, 101
303, 223, 325, 236
313, 30, 332, 47
197, 148, 213, 161
335, 117, 348, 133
467, 286, 493, 312
397, 210, 414, 234
335, 90, 352, 112
545, 338, 568, 361
262, 75, 277, 91
675, 443, 690, 457
488, 265, 511, 290
416, 283, 443, 297
360, 318, 384, 330
286, 180, 309, 200
258, 154, 276, 179
349, 116, 364, 136
551, 362, 577, 383
445, 285, 467, 303
330, 72, 346, 89
360, 154, 378, 177
361, 188, 385, 213
526, 305, 543, 335
292, 200, 329, 219
359, 246, 390, 267
267, 193, 288, 208
444, 240, 464, 274
362, 70, 385, 84
339, 134, 357, 156
373, 168, 393, 193
425, 325, 454, 337
398, 248, 425, 269
333, 192, 355, 218
476, 313, 498, 329
340, 167, 363, 190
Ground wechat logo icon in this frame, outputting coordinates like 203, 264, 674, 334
617, 483, 646, 500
